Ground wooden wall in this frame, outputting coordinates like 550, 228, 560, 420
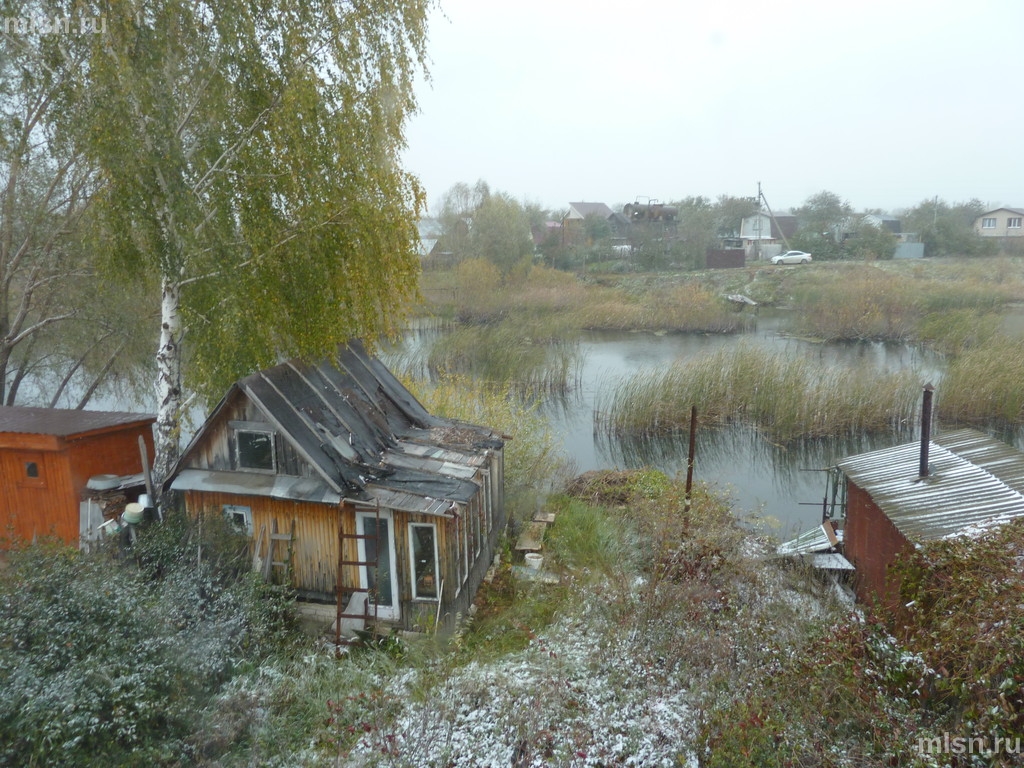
186, 393, 311, 477
0, 445, 76, 544
0, 423, 153, 546
183, 446, 506, 633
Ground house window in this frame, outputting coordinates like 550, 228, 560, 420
982, 218, 997, 229
17, 453, 45, 488
223, 505, 253, 536
236, 430, 275, 471
409, 523, 439, 600
1008, 217, 1022, 229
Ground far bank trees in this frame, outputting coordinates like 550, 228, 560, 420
437, 180, 534, 272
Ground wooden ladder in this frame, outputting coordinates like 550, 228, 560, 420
252, 519, 295, 583
335, 502, 380, 653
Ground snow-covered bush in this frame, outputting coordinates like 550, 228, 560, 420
0, 515, 293, 766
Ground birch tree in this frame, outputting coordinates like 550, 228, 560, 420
31, 0, 432, 486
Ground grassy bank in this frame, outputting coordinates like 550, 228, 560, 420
597, 342, 922, 442
421, 258, 748, 334
941, 334, 1024, 424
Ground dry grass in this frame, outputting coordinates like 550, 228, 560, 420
790, 263, 1020, 342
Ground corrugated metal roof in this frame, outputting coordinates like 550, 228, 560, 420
776, 522, 839, 555
837, 429, 1024, 542
0, 406, 154, 438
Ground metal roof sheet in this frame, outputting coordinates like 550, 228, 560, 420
171, 468, 344, 505
837, 429, 1024, 542
171, 469, 456, 518
0, 406, 154, 438
777, 522, 839, 555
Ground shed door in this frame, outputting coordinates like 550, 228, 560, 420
356, 510, 400, 621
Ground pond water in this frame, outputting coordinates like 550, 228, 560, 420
391, 313, 960, 538
542, 318, 951, 538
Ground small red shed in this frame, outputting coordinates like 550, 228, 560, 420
0, 407, 155, 547
837, 428, 1024, 606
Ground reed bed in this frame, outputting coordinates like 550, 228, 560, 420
597, 343, 922, 442
425, 319, 582, 394
446, 260, 589, 324
940, 335, 1024, 425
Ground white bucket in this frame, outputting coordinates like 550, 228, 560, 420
524, 553, 543, 570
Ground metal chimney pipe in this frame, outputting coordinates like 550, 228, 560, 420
919, 383, 935, 478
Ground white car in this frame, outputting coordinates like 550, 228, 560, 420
771, 250, 813, 265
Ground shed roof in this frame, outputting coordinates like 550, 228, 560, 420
0, 406, 154, 438
837, 428, 1024, 542
172, 340, 502, 513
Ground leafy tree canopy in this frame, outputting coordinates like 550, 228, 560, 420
899, 198, 995, 257
6, 0, 434, 478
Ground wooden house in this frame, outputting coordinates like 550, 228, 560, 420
169, 341, 505, 633
837, 428, 1024, 606
0, 407, 155, 547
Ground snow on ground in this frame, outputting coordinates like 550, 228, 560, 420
343, 607, 699, 768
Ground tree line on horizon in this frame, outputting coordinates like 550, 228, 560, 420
429, 182, 1000, 273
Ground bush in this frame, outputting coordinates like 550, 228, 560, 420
0, 519, 294, 766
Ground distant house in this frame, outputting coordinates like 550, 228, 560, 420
415, 218, 443, 258
532, 220, 562, 249
562, 201, 615, 246
837, 428, 1024, 606
169, 341, 505, 633
738, 211, 798, 259
0, 407, 155, 547
857, 214, 902, 234
974, 207, 1024, 238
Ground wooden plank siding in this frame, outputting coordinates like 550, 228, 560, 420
185, 394, 312, 477
0, 448, 76, 543
0, 423, 153, 546
182, 450, 506, 633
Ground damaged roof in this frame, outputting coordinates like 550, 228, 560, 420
837, 428, 1024, 542
172, 340, 502, 517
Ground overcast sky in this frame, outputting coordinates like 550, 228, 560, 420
403, 0, 1023, 216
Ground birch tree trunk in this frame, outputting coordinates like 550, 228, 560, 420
153, 277, 183, 490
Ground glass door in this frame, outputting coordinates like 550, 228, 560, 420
356, 510, 400, 621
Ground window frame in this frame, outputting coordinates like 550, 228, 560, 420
16, 453, 45, 489
222, 504, 253, 536
408, 522, 440, 601
981, 217, 997, 229
234, 428, 277, 472
1008, 217, 1022, 229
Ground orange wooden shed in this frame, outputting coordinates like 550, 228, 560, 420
0, 407, 155, 547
